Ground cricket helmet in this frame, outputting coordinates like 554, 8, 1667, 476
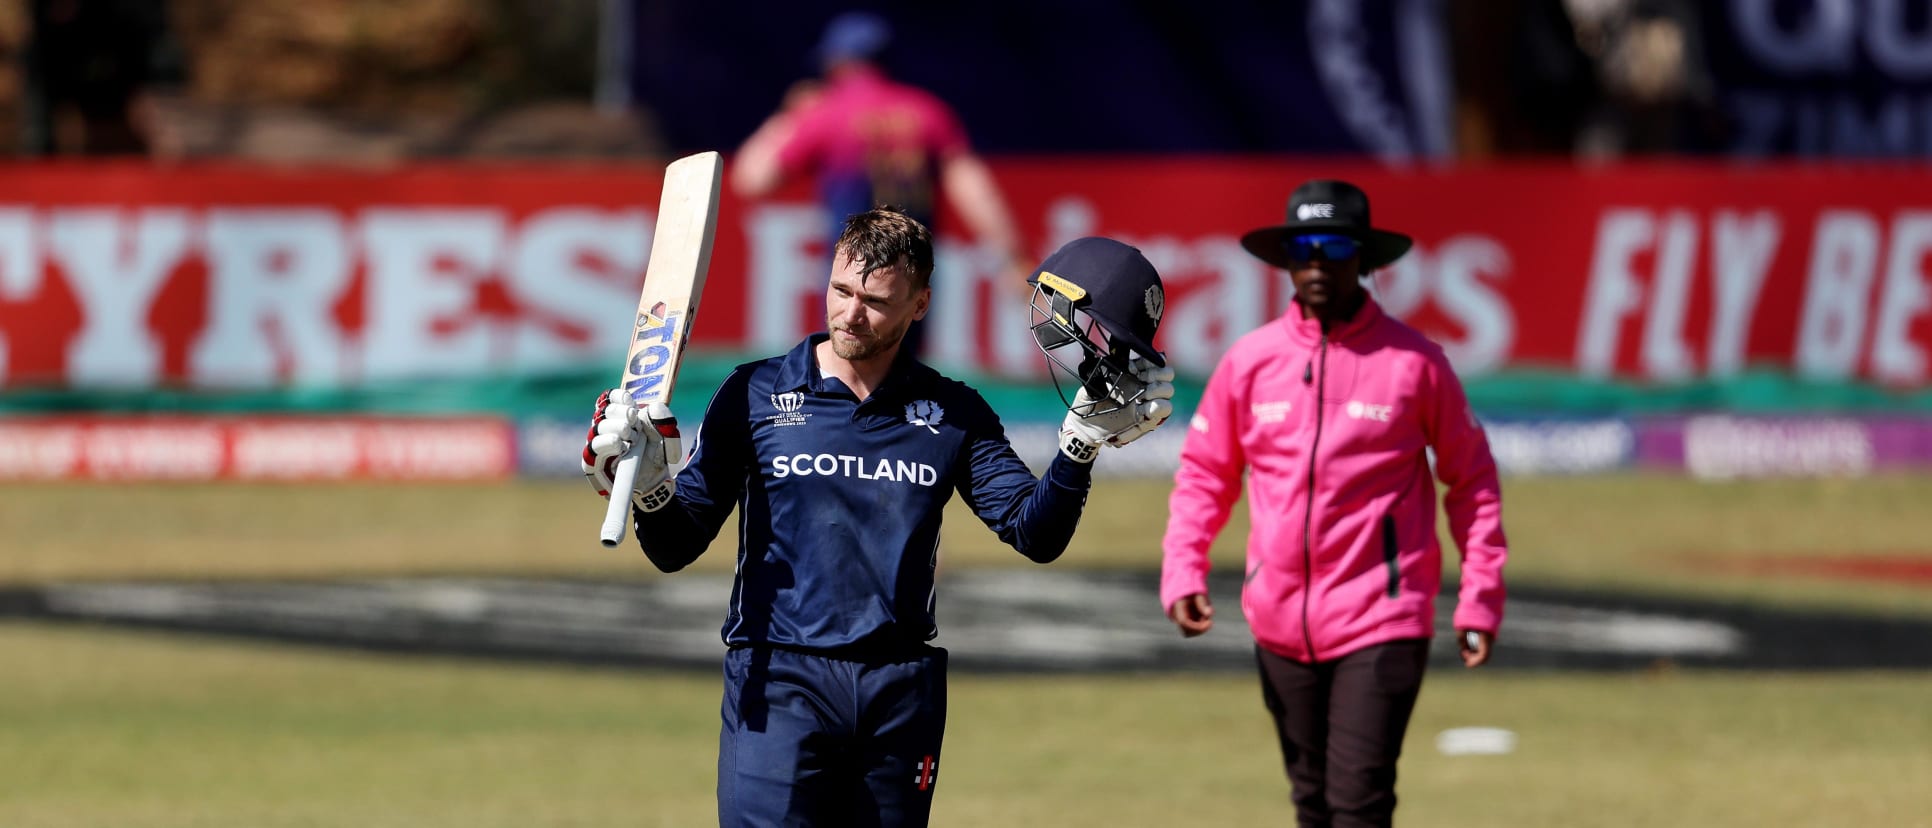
1027, 237, 1167, 414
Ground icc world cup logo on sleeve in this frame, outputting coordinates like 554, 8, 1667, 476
905, 400, 944, 434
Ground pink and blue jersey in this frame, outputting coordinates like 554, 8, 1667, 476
777, 66, 971, 233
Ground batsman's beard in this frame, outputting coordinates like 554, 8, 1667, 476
829, 323, 907, 361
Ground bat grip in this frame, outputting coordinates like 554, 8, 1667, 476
598, 442, 646, 547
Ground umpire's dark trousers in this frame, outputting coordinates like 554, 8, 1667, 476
1255, 638, 1431, 828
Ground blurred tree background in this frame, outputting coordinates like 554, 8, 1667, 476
2, 0, 661, 161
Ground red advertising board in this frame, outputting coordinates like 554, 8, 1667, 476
0, 160, 1927, 388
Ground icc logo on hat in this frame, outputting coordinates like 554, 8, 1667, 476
1296, 203, 1336, 220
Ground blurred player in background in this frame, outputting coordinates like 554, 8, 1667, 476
582, 210, 1172, 827
730, 11, 1028, 358
1158, 180, 1509, 827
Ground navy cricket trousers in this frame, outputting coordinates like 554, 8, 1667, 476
718, 645, 947, 828
1256, 638, 1432, 828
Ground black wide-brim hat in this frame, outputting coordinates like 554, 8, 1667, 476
1240, 179, 1414, 271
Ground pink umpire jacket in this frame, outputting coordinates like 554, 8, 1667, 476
1160, 297, 1508, 663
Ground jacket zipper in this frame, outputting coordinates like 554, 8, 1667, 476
1300, 334, 1327, 661
1380, 514, 1400, 598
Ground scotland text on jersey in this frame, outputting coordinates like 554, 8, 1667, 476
771, 452, 940, 485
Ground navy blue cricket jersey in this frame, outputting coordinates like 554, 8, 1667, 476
632, 334, 1092, 655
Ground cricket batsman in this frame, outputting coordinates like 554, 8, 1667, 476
580, 208, 1173, 827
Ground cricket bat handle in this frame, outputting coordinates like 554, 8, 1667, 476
598, 442, 647, 547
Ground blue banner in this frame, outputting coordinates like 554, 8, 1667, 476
625, 1, 1453, 158
1703, 0, 1932, 156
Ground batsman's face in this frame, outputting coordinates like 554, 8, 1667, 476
825, 253, 929, 362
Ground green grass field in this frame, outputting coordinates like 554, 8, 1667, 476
2, 625, 1928, 827
3, 475, 1932, 826
6, 474, 1931, 612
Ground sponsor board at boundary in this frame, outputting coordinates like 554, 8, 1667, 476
6, 413, 1931, 482
1641, 415, 1932, 480
0, 416, 514, 481
514, 414, 1932, 481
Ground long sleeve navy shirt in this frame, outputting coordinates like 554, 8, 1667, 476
633, 334, 1093, 656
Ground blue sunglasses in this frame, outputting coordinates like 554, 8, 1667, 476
1284, 234, 1360, 262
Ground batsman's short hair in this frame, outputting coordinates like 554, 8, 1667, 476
835, 207, 934, 291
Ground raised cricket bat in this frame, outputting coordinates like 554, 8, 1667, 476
599, 151, 722, 547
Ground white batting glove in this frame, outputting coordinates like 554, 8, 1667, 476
1058, 355, 1175, 462
580, 388, 682, 513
